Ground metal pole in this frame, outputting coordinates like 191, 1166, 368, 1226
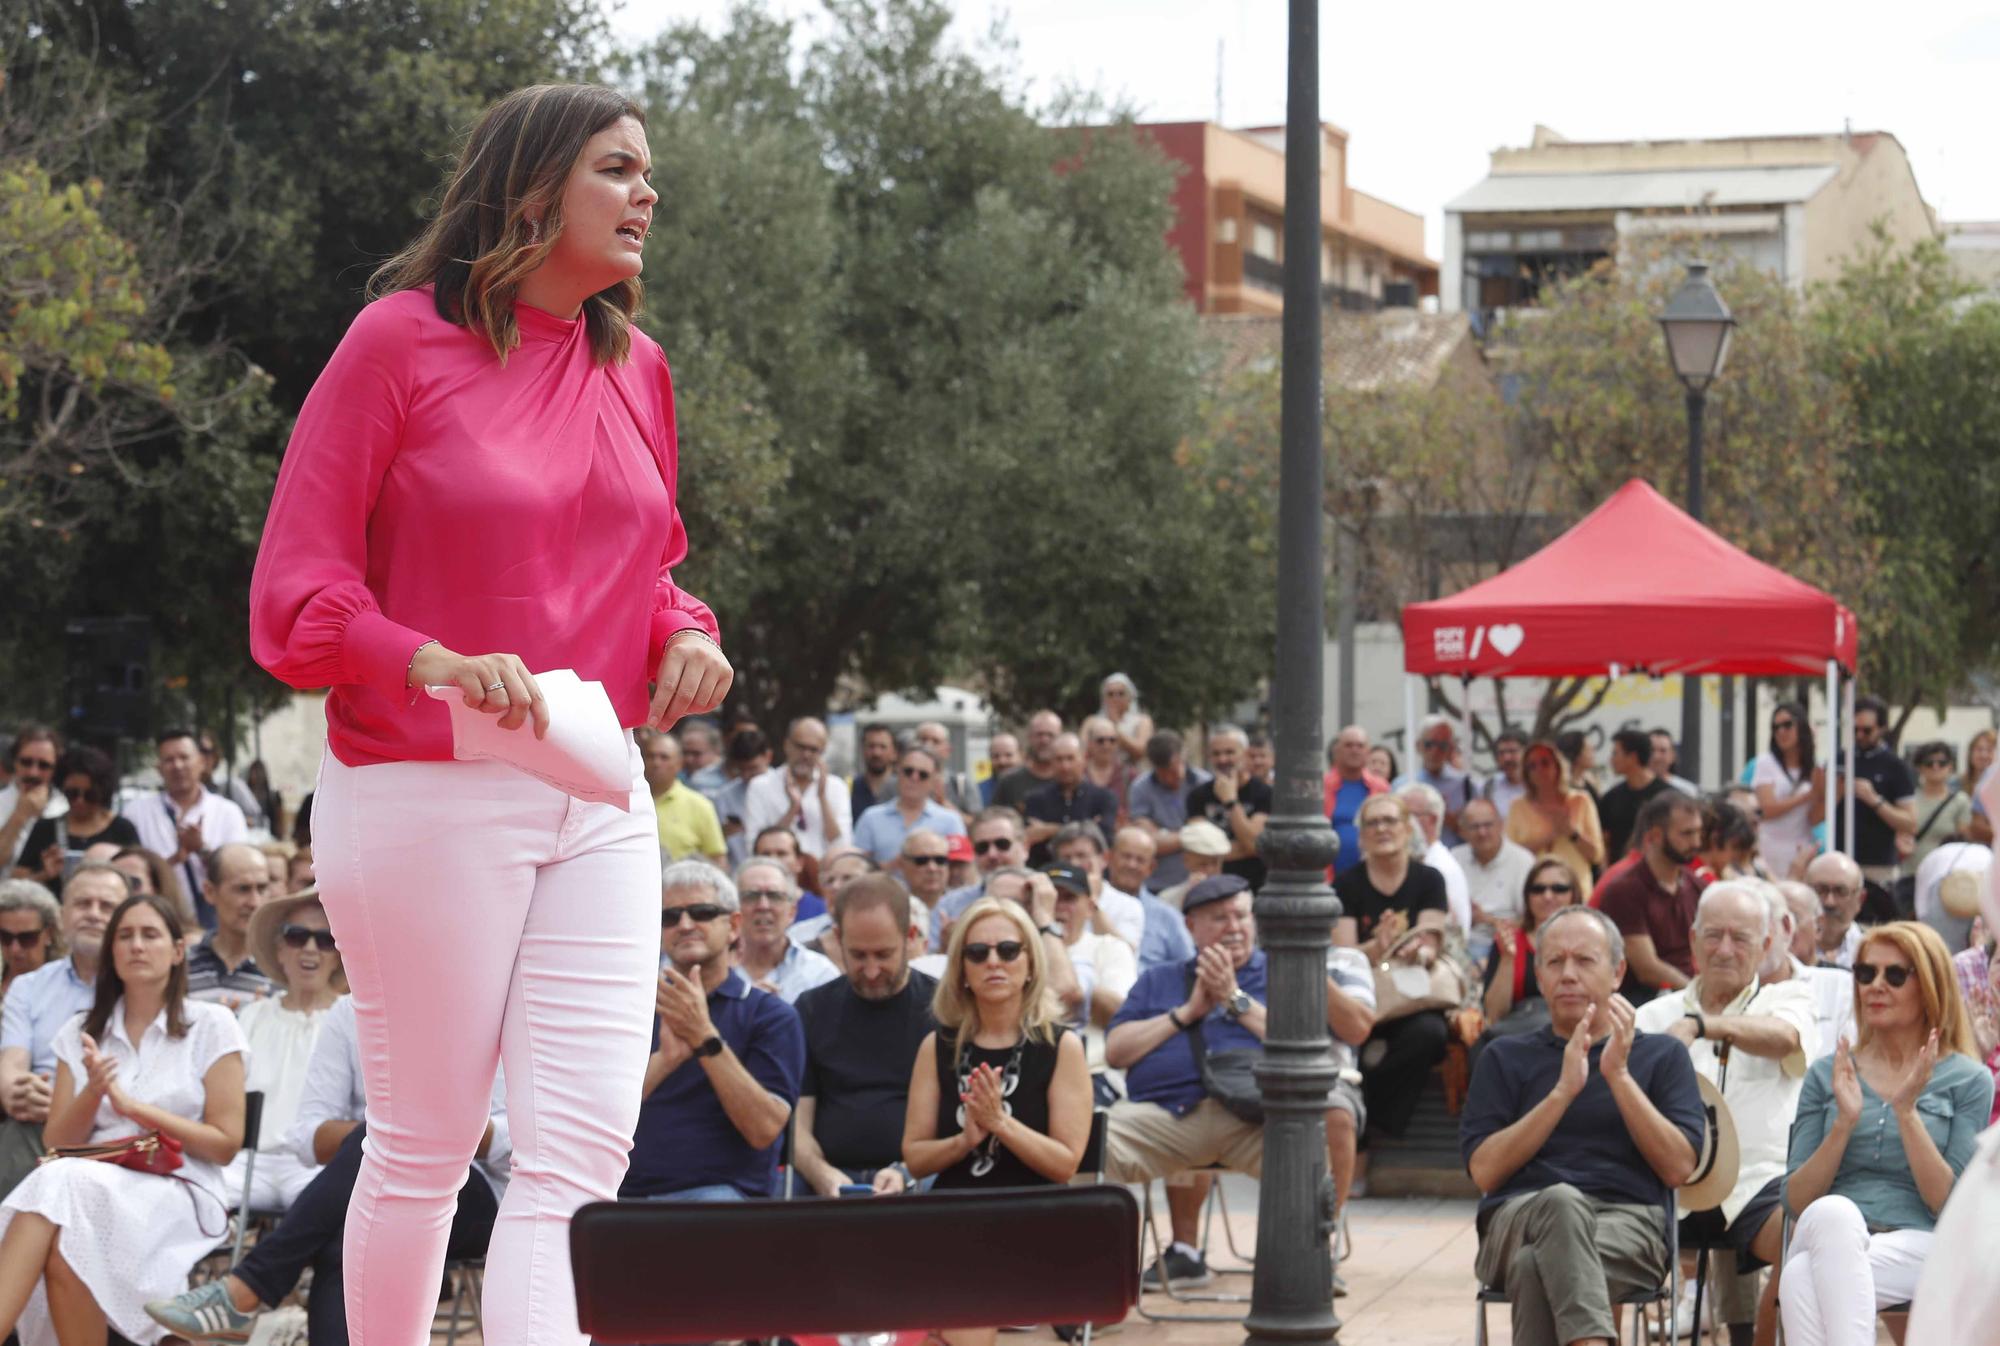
1843, 676, 1856, 854
1824, 661, 1838, 851
1244, 1, 1341, 1340
1336, 521, 1356, 730
1719, 675, 1736, 783
1680, 387, 1706, 785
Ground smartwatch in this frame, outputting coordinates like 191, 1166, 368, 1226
695, 1034, 725, 1059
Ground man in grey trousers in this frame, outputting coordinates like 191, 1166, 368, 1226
1459, 907, 1705, 1346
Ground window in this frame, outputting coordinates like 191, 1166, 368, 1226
1249, 220, 1280, 261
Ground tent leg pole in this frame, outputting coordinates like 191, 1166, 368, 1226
1844, 677, 1857, 862
1824, 661, 1838, 856
1404, 675, 1419, 781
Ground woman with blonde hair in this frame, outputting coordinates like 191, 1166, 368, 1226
247, 82, 728, 1346
1098, 674, 1153, 765
1504, 739, 1605, 904
1779, 921, 1993, 1346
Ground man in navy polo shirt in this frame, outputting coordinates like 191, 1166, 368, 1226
1460, 905, 1704, 1346
1103, 875, 1374, 1289
623, 860, 804, 1202
1022, 734, 1120, 868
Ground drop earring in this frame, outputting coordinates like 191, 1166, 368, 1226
525, 218, 541, 245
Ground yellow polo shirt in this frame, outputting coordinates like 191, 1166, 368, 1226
654, 782, 726, 861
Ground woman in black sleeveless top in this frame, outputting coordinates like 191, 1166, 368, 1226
904, 896, 1091, 1199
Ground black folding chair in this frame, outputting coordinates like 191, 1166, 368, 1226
571, 1186, 1140, 1344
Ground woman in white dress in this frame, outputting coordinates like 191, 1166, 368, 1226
226, 887, 345, 1210
1753, 700, 1820, 879
0, 886, 247, 1345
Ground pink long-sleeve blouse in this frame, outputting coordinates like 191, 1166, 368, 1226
249, 287, 719, 767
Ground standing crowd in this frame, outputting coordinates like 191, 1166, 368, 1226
0, 684, 1993, 1345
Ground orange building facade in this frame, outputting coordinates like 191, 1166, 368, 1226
1137, 121, 1438, 315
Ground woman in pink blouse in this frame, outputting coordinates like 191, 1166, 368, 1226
249, 84, 729, 1346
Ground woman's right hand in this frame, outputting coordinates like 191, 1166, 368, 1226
408, 644, 549, 739
1831, 1039, 1864, 1124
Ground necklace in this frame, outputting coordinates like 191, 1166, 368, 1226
955, 1033, 1028, 1178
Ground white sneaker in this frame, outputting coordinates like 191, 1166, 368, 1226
1649, 1282, 1697, 1340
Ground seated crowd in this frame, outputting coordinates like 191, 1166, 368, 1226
0, 689, 1993, 1344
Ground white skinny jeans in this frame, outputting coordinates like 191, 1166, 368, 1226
1778, 1195, 1930, 1346
312, 743, 658, 1346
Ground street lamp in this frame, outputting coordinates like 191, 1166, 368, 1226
1656, 261, 1734, 785
1243, 1, 1342, 1343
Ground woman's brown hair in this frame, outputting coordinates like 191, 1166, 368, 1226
83, 892, 193, 1043
369, 83, 647, 366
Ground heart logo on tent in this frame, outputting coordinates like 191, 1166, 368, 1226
1486, 624, 1525, 657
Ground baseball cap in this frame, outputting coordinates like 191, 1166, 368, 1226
947, 834, 975, 864
1039, 864, 1091, 897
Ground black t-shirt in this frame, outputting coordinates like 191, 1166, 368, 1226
20, 813, 142, 893
993, 766, 1054, 815
930, 1027, 1068, 1189
1596, 777, 1672, 866
1186, 777, 1276, 890
795, 970, 938, 1171
1460, 1026, 1704, 1220
1332, 862, 1449, 943
1833, 744, 1917, 866
1021, 780, 1122, 867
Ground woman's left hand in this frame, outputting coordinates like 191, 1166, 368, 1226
80, 1033, 130, 1113
1886, 1029, 1939, 1117
963, 1064, 1008, 1134
647, 631, 733, 731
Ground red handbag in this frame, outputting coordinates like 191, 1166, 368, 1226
41, 1130, 185, 1175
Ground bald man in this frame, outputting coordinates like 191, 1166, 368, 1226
1803, 851, 1866, 969
188, 841, 279, 1008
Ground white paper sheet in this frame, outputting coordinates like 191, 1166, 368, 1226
425, 669, 632, 809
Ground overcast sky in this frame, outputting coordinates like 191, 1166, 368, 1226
610, 0, 2000, 258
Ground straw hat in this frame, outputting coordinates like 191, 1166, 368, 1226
1678, 1072, 1741, 1214
248, 887, 347, 996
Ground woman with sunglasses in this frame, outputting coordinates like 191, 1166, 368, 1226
1780, 921, 1993, 1346
1504, 739, 1605, 904
1904, 741, 1974, 877
227, 888, 349, 1212
14, 748, 139, 893
1749, 702, 1820, 881
904, 896, 1089, 1191
1480, 858, 1584, 1026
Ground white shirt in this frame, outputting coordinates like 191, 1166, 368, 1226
1789, 955, 1856, 1060
748, 941, 842, 1004
1819, 921, 1862, 971
1096, 884, 1146, 951
1750, 753, 1818, 878
742, 771, 852, 860
1325, 946, 1378, 1075
235, 996, 334, 1156
1452, 838, 1536, 923
290, 997, 511, 1192
1483, 776, 1527, 822
1423, 840, 1471, 933
1634, 976, 1818, 1225
1065, 928, 1138, 1071
0, 783, 66, 868
128, 787, 249, 906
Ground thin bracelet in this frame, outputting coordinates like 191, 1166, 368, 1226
405, 639, 439, 688
667, 628, 722, 653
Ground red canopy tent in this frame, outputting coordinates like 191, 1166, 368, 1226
1399, 478, 1857, 825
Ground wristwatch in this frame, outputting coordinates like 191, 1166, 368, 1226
1166, 1007, 1192, 1031
1225, 990, 1253, 1019
694, 1034, 725, 1059
1039, 924, 1061, 937
1685, 1012, 1707, 1040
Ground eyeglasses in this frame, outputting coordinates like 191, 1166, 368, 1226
904, 854, 950, 867
1360, 816, 1401, 830
1420, 738, 1451, 749
1772, 719, 1796, 731
662, 903, 727, 927
280, 925, 338, 952
61, 785, 97, 803
12, 755, 54, 772
739, 889, 791, 906
963, 940, 1026, 963
0, 929, 48, 948
787, 740, 825, 755
1091, 735, 1118, 745
900, 766, 932, 780
1526, 882, 1574, 896
1810, 882, 1854, 899
1853, 962, 1913, 988
1921, 758, 1951, 769
973, 838, 1015, 856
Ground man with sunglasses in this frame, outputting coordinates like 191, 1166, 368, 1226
0, 726, 66, 874
624, 861, 803, 1202
852, 747, 968, 865
929, 807, 1027, 951
1636, 883, 1818, 1345
186, 842, 279, 1010
1818, 695, 1917, 908
1396, 714, 1476, 849
0, 863, 123, 1196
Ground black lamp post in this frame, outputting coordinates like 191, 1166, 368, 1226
1243, 1, 1342, 1343
1656, 262, 1734, 785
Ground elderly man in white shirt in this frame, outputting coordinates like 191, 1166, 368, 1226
731, 857, 839, 1003
1636, 881, 1819, 1343
128, 730, 249, 929
1399, 782, 1470, 934
145, 995, 508, 1342
1452, 798, 1535, 926
1769, 881, 1856, 1059
741, 717, 852, 860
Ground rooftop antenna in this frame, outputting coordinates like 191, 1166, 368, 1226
1215, 37, 1225, 125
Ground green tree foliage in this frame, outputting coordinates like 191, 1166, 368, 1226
1810, 233, 2000, 723
627, 0, 1271, 729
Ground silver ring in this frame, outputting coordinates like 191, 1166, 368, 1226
486, 681, 507, 693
